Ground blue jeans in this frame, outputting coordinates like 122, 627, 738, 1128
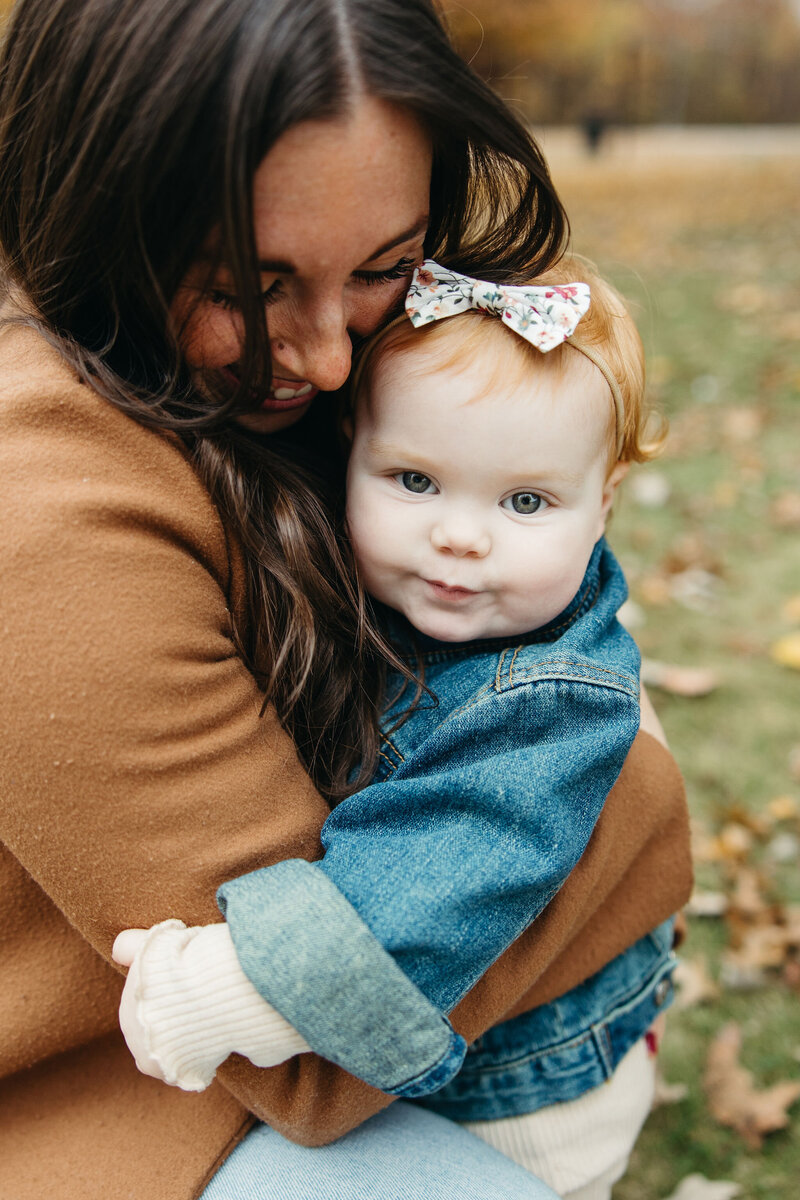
200, 1101, 559, 1199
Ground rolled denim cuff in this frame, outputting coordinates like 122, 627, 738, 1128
217, 860, 466, 1096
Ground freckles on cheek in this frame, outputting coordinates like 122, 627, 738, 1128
180, 307, 241, 369
350, 282, 409, 337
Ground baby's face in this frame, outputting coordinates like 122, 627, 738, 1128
346, 340, 625, 643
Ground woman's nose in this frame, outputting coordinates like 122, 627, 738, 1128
270, 305, 353, 392
431, 517, 491, 559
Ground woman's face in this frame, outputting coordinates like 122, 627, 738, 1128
175, 98, 432, 433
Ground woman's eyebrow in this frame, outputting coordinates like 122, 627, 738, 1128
257, 257, 296, 273
364, 215, 429, 263
217, 216, 430, 276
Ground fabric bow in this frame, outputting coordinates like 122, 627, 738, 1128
405, 260, 591, 352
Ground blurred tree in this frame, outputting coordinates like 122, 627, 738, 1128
443, 0, 800, 123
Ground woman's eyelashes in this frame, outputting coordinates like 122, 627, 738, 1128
209, 281, 284, 311
353, 256, 417, 286
207, 255, 415, 312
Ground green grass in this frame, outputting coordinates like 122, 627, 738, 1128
548, 151, 800, 1198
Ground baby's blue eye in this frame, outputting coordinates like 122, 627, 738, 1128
398, 471, 436, 495
502, 491, 546, 515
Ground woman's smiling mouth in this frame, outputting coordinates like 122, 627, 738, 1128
221, 365, 318, 410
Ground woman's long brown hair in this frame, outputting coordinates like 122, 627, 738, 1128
0, 0, 568, 801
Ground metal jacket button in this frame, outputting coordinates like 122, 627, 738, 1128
654, 977, 671, 1007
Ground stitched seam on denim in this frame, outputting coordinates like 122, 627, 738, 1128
592, 1024, 614, 1077
509, 674, 638, 699
495, 648, 510, 693
386, 1032, 462, 1090
501, 661, 640, 697
458, 953, 676, 1075
439, 674, 637, 728
442, 681, 494, 723
597, 953, 677, 1022
508, 659, 636, 686
460, 1028, 596, 1076
508, 644, 523, 688
377, 747, 399, 773
381, 735, 405, 763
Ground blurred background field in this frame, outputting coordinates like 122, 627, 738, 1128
450, 2, 800, 1196
0, 0, 795, 1194
545, 131, 800, 1200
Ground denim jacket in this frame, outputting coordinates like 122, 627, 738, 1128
219, 539, 676, 1110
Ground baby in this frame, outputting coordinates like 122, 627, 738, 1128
115, 259, 675, 1200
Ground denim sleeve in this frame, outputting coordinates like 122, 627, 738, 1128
219, 678, 639, 1097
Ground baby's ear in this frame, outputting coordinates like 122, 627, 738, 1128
599, 461, 630, 530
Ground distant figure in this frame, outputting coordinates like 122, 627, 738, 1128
582, 110, 608, 155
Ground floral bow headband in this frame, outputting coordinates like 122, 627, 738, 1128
405, 260, 625, 457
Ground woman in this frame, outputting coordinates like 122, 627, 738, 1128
0, 1, 692, 1198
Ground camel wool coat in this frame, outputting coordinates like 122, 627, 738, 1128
0, 318, 693, 1200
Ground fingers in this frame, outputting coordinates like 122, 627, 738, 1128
112, 928, 149, 966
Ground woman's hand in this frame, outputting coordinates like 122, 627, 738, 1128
639, 684, 668, 748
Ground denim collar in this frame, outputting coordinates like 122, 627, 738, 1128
382, 537, 606, 664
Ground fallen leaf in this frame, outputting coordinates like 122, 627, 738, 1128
723, 925, 789, 973
652, 1070, 689, 1109
770, 633, 800, 670
668, 568, 721, 614
714, 823, 753, 861
663, 1174, 741, 1200
630, 469, 672, 508
768, 794, 799, 821
775, 311, 800, 341
783, 960, 800, 994
781, 594, 800, 623
689, 374, 720, 405
718, 959, 768, 991
703, 1022, 800, 1149
641, 658, 719, 698
662, 533, 723, 576
638, 572, 672, 607
711, 481, 739, 509
686, 888, 728, 916
789, 749, 800, 783
722, 406, 763, 444
716, 282, 772, 315
766, 831, 799, 864
721, 806, 772, 837
617, 599, 646, 631
724, 631, 764, 657
674, 956, 720, 1009
728, 866, 769, 918
771, 493, 800, 530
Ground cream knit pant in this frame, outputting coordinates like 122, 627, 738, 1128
462, 1035, 656, 1200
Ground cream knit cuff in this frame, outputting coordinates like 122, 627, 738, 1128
132, 920, 311, 1092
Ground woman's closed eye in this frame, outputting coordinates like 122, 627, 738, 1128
500, 491, 548, 515
209, 281, 284, 311
395, 471, 438, 495
353, 255, 417, 287
207, 254, 415, 311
